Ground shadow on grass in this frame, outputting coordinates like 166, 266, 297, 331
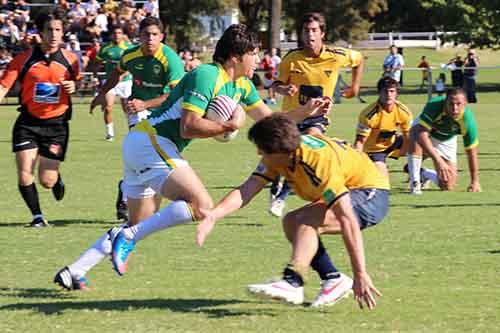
391, 203, 500, 208
0, 219, 116, 228
488, 250, 500, 254
0, 287, 74, 299
0, 298, 276, 317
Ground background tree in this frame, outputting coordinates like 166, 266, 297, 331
268, 0, 282, 51
283, 0, 387, 44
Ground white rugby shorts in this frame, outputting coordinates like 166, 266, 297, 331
111, 80, 132, 99
122, 129, 188, 199
431, 135, 458, 164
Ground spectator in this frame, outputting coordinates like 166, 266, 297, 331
119, 0, 135, 21
143, 0, 159, 18
435, 73, 445, 96
84, 0, 101, 16
417, 55, 430, 90
382, 45, 404, 83
68, 0, 87, 23
183, 49, 201, 72
13, 0, 30, 25
448, 55, 464, 88
0, 46, 12, 75
261, 51, 276, 104
103, 0, 119, 15
66, 34, 84, 69
0, 0, 13, 16
56, 0, 71, 13
95, 8, 108, 34
463, 49, 479, 103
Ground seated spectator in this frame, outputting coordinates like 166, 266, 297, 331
119, 0, 135, 21
143, 0, 159, 18
0, 0, 13, 16
103, 0, 119, 15
13, 0, 30, 24
95, 8, 108, 34
183, 49, 201, 72
84, 0, 101, 16
56, 0, 71, 13
69, 0, 87, 23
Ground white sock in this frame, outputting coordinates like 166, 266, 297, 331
123, 201, 194, 242
68, 225, 124, 279
106, 123, 114, 137
407, 154, 422, 184
421, 168, 438, 184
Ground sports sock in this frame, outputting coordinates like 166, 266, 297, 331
68, 225, 124, 279
310, 238, 339, 280
421, 168, 438, 184
407, 154, 422, 184
106, 123, 114, 137
283, 265, 304, 287
123, 201, 194, 241
270, 177, 282, 197
117, 179, 127, 204
277, 180, 291, 200
18, 183, 42, 216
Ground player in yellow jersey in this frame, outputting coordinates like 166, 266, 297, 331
354, 77, 413, 178
269, 12, 364, 218
197, 113, 388, 309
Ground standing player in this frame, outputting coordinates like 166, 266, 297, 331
354, 77, 413, 178
91, 25, 134, 142
196, 114, 387, 309
407, 88, 481, 194
0, 12, 80, 227
269, 12, 364, 218
53, 17, 185, 289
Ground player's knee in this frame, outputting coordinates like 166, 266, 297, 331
17, 170, 34, 186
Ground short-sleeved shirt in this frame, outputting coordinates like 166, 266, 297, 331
357, 100, 413, 153
146, 63, 264, 152
277, 46, 363, 111
252, 134, 390, 207
383, 53, 405, 82
418, 96, 478, 150
118, 43, 185, 101
97, 40, 134, 80
0, 46, 81, 120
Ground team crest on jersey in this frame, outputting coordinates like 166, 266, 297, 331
324, 70, 332, 77
233, 92, 242, 102
153, 64, 162, 75
135, 64, 144, 70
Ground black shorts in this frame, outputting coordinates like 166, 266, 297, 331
297, 115, 330, 133
367, 134, 403, 163
12, 115, 69, 161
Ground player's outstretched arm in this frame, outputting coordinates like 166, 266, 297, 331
287, 96, 332, 122
197, 176, 265, 246
343, 58, 364, 98
466, 147, 481, 192
332, 194, 381, 310
0, 85, 10, 103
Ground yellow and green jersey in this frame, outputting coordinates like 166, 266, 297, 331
419, 96, 478, 150
277, 46, 362, 111
96, 40, 134, 80
253, 134, 390, 207
147, 63, 264, 152
357, 100, 413, 153
118, 43, 185, 101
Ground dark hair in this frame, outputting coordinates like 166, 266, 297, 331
213, 24, 259, 64
111, 24, 124, 32
139, 16, 163, 33
248, 114, 301, 154
446, 87, 466, 99
34, 11, 64, 32
377, 76, 400, 92
300, 12, 326, 33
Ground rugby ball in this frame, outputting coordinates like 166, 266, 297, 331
205, 95, 242, 142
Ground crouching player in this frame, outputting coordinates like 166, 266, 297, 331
407, 88, 481, 194
354, 77, 412, 179
197, 113, 388, 309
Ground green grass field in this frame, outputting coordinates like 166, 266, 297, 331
0, 90, 499, 332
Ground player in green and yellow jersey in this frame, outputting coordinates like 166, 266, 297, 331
90, 17, 185, 127
109, 24, 329, 277
354, 77, 413, 178
268, 12, 364, 218
197, 113, 388, 309
408, 88, 481, 194
91, 25, 134, 141
54, 17, 185, 291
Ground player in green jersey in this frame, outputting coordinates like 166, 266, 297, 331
407, 88, 481, 194
91, 25, 134, 141
54, 17, 185, 290
107, 24, 328, 277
